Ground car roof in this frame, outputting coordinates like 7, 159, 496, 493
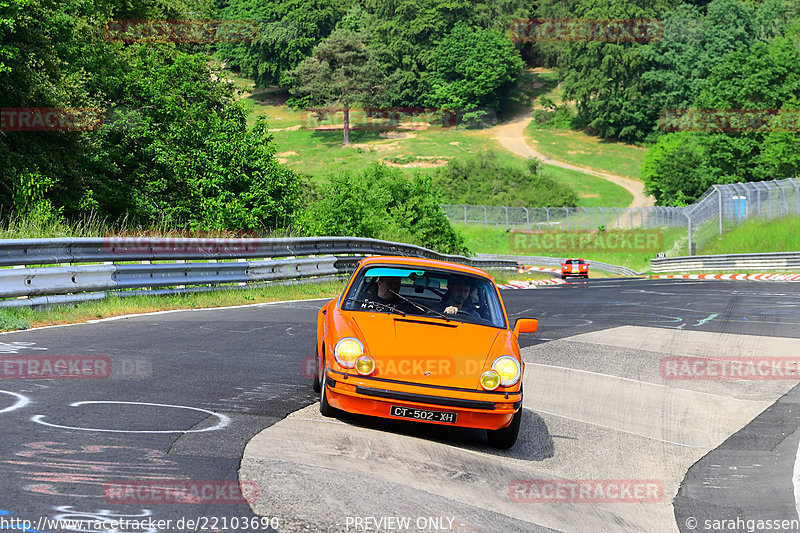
358, 255, 493, 279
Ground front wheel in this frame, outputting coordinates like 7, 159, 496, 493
487, 408, 522, 449
319, 365, 339, 418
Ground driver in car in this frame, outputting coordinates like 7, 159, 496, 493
439, 278, 480, 317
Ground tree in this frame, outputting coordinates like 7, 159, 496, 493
424, 22, 522, 120
217, 0, 345, 87
289, 27, 383, 144
559, 0, 672, 142
642, 132, 711, 206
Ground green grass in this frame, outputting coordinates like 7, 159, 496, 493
270, 122, 524, 182
518, 69, 648, 182
229, 68, 639, 208
455, 223, 686, 273
699, 217, 800, 255
524, 126, 648, 181
542, 165, 632, 207
0, 281, 348, 331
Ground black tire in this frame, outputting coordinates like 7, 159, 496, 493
319, 365, 338, 418
487, 408, 522, 449
312, 345, 321, 393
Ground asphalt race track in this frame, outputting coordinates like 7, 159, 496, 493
1, 278, 799, 532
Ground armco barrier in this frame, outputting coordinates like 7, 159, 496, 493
0, 237, 520, 307
474, 254, 644, 277
651, 252, 800, 273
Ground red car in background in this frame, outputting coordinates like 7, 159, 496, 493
561, 258, 589, 279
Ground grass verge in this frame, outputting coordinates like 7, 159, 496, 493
698, 217, 800, 255
524, 126, 648, 181
455, 223, 686, 273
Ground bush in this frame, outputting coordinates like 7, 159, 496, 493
300, 163, 468, 255
432, 150, 578, 207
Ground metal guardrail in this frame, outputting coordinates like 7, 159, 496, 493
474, 254, 644, 277
651, 252, 800, 273
0, 237, 521, 308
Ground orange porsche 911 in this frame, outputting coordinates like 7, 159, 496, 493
313, 256, 538, 448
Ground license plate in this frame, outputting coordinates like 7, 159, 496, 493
390, 405, 458, 424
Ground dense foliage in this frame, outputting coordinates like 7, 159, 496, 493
301, 163, 468, 255
433, 151, 578, 207
1, 0, 302, 230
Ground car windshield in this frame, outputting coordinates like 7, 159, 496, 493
342, 265, 506, 328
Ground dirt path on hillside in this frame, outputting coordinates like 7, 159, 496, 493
491, 112, 654, 208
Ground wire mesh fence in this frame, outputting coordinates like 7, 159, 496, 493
441, 177, 800, 255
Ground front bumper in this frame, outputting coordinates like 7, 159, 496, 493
324, 370, 522, 430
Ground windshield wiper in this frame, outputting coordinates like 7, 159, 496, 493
345, 297, 406, 317
389, 290, 451, 322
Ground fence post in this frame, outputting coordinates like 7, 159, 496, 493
768, 183, 773, 219
599, 207, 605, 226
523, 207, 530, 230
685, 211, 693, 256
614, 207, 620, 228
563, 207, 570, 231
582, 207, 588, 230
545, 207, 550, 228
462, 204, 467, 223
715, 186, 722, 235
503, 206, 509, 228
482, 205, 487, 225
792, 179, 800, 216
756, 187, 761, 217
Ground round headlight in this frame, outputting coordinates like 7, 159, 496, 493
355, 355, 375, 375
492, 356, 521, 386
480, 370, 500, 390
334, 338, 364, 368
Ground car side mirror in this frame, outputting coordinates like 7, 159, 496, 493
513, 318, 538, 337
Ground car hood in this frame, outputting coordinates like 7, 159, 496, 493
347, 312, 501, 389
